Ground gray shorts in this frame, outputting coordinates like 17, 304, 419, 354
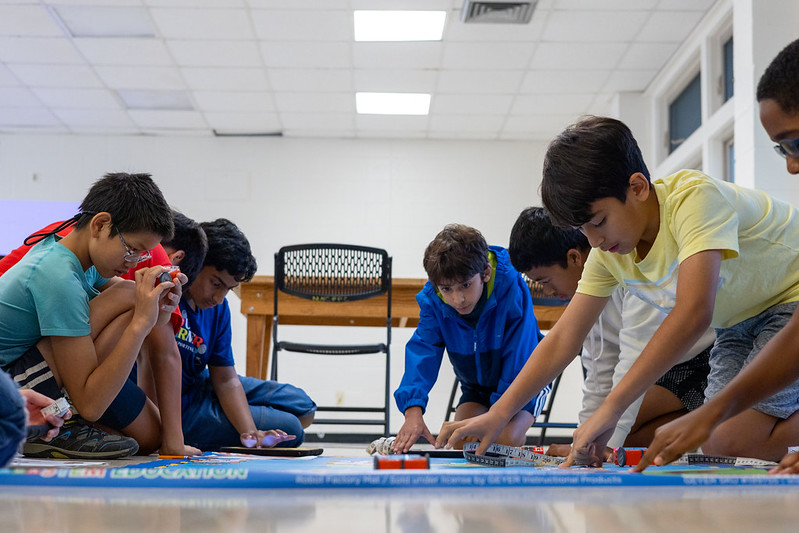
706, 301, 799, 419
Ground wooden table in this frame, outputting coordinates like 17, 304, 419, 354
237, 276, 566, 380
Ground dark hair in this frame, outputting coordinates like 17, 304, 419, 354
508, 207, 590, 272
75, 173, 173, 239
162, 210, 208, 286
541, 116, 650, 228
423, 224, 489, 286
201, 218, 257, 283
757, 38, 799, 114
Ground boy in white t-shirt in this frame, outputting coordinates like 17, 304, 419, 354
508, 207, 715, 457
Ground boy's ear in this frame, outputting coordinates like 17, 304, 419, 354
566, 248, 585, 268
628, 172, 651, 201
169, 249, 185, 266
90, 212, 112, 237
483, 265, 492, 282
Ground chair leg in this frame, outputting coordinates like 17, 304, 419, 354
446, 378, 459, 422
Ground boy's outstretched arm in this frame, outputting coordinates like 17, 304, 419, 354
564, 250, 721, 467
635, 308, 799, 472
435, 293, 607, 454
209, 364, 289, 448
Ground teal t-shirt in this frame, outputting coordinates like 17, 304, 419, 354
0, 235, 108, 366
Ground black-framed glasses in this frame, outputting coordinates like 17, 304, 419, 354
118, 232, 152, 264
773, 137, 799, 159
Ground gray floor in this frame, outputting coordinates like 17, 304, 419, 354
2, 443, 799, 533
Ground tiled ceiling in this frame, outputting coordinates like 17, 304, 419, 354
0, 0, 717, 141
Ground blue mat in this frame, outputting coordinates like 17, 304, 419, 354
2, 452, 799, 489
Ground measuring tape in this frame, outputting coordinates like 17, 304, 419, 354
672, 453, 778, 467
462, 442, 566, 467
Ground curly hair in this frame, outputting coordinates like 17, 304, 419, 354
757, 39, 799, 114
200, 218, 257, 283
423, 224, 489, 286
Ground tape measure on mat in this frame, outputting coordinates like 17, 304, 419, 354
462, 442, 565, 467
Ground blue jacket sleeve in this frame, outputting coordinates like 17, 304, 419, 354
393, 296, 445, 415
489, 274, 550, 417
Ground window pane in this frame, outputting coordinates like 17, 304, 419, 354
668, 73, 702, 154
723, 37, 734, 102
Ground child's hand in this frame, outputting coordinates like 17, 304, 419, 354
632, 409, 716, 472
435, 412, 505, 455
770, 451, 799, 475
133, 267, 176, 330
240, 430, 295, 448
20, 390, 71, 442
393, 407, 435, 453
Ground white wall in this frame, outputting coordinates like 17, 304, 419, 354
0, 132, 584, 436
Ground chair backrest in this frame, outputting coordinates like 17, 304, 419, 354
275, 244, 391, 302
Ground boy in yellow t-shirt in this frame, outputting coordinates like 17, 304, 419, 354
438, 112, 799, 466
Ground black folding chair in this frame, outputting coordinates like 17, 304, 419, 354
271, 244, 392, 436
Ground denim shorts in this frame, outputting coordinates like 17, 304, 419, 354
2, 344, 145, 430
706, 301, 799, 419
182, 375, 317, 451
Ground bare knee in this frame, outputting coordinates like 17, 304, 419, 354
299, 412, 315, 429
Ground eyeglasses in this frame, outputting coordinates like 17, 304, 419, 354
118, 232, 152, 264
773, 137, 799, 159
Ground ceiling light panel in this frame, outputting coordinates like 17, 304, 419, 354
354, 10, 446, 41
356, 92, 430, 115
53, 6, 157, 38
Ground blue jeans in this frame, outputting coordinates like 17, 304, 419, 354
0, 370, 26, 467
182, 376, 316, 450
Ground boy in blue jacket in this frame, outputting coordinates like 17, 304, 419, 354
392, 224, 549, 453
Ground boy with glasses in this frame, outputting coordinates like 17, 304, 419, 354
0, 173, 180, 458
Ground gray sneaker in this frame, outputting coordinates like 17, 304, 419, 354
23, 417, 139, 460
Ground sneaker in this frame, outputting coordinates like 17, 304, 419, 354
23, 417, 139, 460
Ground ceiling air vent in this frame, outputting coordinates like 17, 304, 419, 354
461, 0, 537, 24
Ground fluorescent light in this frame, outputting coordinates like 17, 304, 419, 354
356, 92, 431, 115
354, 10, 446, 42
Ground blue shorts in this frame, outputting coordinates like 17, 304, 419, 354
2, 344, 146, 430
707, 301, 799, 419
182, 375, 316, 450
458, 383, 539, 416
